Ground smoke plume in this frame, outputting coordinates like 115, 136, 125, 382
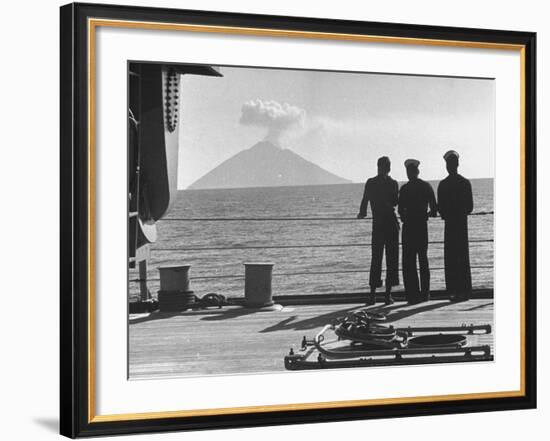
239, 99, 306, 146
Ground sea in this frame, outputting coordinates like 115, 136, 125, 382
129, 178, 493, 299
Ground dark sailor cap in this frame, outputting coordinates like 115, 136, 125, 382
404, 158, 420, 168
443, 150, 460, 161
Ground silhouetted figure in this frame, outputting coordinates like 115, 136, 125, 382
398, 159, 437, 304
437, 150, 473, 302
357, 156, 399, 306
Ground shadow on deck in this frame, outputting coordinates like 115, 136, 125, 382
129, 298, 494, 379
259, 300, 455, 333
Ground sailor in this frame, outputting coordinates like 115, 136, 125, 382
437, 150, 474, 302
398, 159, 437, 304
357, 156, 400, 306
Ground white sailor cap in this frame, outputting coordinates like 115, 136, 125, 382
404, 158, 420, 168
443, 150, 459, 161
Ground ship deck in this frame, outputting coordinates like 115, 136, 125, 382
129, 296, 494, 379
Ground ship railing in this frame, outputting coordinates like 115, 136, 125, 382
129, 211, 493, 288
157, 211, 493, 222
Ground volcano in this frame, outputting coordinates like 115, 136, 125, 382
188, 141, 351, 190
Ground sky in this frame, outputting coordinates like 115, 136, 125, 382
177, 65, 495, 189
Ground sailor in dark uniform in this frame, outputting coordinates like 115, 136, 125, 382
357, 156, 400, 306
398, 159, 437, 304
437, 150, 474, 302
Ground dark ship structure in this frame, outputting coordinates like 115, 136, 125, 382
128, 62, 222, 299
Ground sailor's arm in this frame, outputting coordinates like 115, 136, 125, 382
397, 188, 406, 222
437, 182, 447, 220
465, 179, 474, 215
357, 181, 370, 219
391, 180, 399, 207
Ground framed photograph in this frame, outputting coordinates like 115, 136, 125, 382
60, 2, 536, 438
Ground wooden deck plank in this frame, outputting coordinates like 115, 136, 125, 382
129, 299, 494, 379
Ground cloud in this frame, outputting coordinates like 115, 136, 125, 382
239, 99, 306, 145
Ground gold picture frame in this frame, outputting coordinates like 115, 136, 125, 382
60, 2, 536, 437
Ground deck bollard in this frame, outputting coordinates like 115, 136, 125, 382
159, 265, 191, 291
158, 265, 194, 312
244, 262, 275, 308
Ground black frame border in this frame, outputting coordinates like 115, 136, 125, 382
60, 2, 536, 438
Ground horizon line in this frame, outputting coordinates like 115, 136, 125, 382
178, 176, 494, 191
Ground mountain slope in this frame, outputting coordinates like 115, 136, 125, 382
188, 141, 351, 190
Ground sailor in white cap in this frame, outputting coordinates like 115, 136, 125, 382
398, 158, 437, 304
437, 150, 474, 302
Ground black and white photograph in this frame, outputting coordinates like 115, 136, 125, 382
128, 62, 495, 379
1, 0, 544, 438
